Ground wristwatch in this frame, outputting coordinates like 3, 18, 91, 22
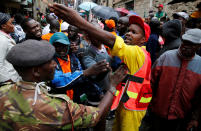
109, 86, 119, 96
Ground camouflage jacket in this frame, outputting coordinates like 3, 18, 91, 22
0, 81, 99, 131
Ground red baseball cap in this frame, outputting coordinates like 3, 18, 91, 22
158, 4, 163, 8
129, 15, 151, 42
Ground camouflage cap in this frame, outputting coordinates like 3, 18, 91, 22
6, 40, 55, 67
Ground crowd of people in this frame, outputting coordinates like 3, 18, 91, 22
0, 2, 201, 131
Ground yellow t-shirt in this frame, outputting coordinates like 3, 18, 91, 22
111, 36, 147, 131
111, 36, 145, 75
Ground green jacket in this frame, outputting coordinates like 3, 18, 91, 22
0, 81, 99, 131
155, 11, 167, 20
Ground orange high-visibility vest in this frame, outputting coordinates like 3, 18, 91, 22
57, 55, 74, 100
111, 48, 152, 111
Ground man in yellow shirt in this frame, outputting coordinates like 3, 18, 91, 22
50, 4, 151, 131
110, 16, 151, 131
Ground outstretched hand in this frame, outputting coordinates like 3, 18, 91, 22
49, 3, 86, 28
49, 3, 116, 50
109, 65, 128, 87
83, 60, 111, 76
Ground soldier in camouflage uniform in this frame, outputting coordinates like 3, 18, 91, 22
0, 40, 127, 130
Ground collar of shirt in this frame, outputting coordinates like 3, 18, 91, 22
116, 31, 126, 40
16, 81, 37, 90
0, 30, 12, 39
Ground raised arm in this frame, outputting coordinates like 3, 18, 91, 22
96, 65, 127, 121
49, 3, 116, 48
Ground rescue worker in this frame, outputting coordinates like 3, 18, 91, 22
49, 3, 152, 131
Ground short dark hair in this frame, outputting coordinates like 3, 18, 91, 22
21, 18, 33, 31
13, 65, 31, 77
68, 25, 78, 30
46, 14, 56, 23
14, 14, 25, 25
109, 17, 118, 25
149, 18, 161, 34
50, 19, 60, 31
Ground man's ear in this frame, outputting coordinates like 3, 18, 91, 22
32, 67, 40, 77
1, 24, 7, 30
140, 36, 146, 45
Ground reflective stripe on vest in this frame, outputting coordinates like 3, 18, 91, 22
139, 97, 152, 103
111, 48, 152, 111
123, 48, 152, 111
127, 91, 152, 103
127, 91, 137, 99
114, 90, 120, 96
